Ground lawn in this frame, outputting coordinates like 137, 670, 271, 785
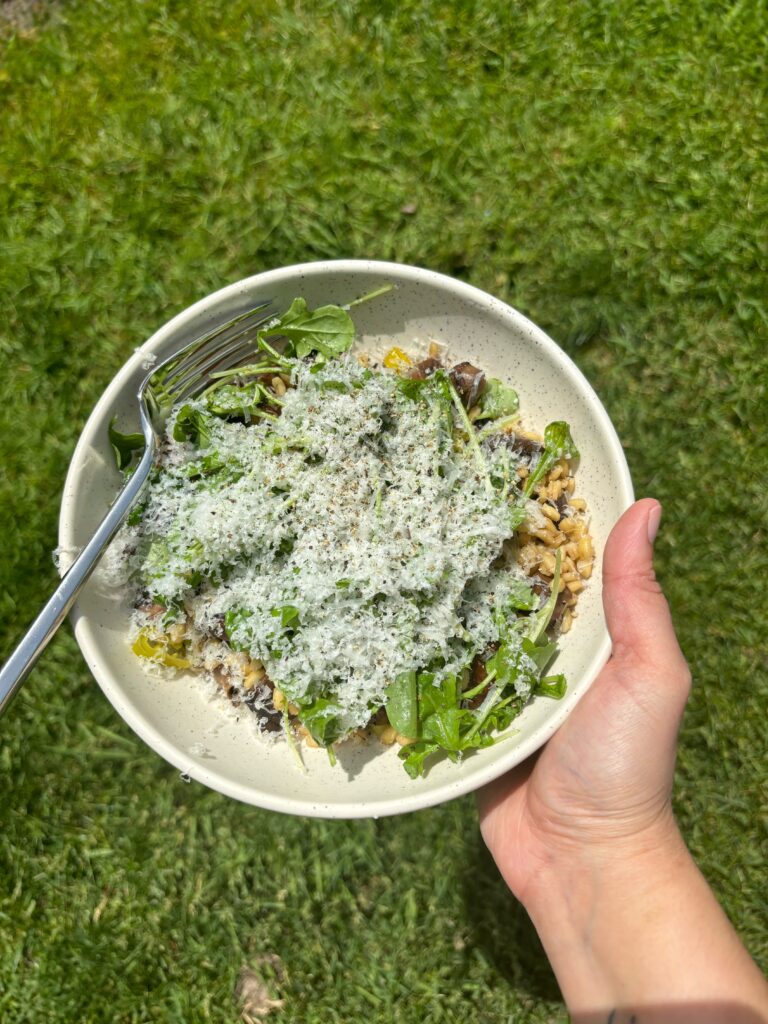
0, 1, 766, 1021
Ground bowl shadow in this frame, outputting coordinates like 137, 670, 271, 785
334, 734, 388, 780
462, 828, 562, 1004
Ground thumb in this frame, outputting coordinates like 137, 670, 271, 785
602, 499, 688, 683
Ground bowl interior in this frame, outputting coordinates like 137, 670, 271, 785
59, 261, 633, 818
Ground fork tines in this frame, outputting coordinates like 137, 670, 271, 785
162, 301, 274, 401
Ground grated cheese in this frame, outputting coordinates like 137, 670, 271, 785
111, 356, 536, 735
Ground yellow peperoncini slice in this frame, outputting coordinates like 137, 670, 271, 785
382, 347, 413, 372
132, 629, 191, 669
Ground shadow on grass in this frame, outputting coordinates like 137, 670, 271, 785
461, 828, 561, 1004
462, 835, 768, 1024
572, 1008, 767, 1024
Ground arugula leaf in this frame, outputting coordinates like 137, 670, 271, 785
415, 672, 447, 716
143, 538, 171, 581
183, 538, 205, 564
224, 608, 253, 651
400, 740, 441, 779
396, 668, 510, 777
395, 376, 431, 402
109, 417, 145, 471
173, 405, 213, 448
522, 636, 557, 673
523, 421, 579, 498
277, 536, 295, 557
297, 697, 346, 748
421, 705, 463, 749
126, 500, 146, 526
505, 579, 539, 611
443, 371, 493, 493
270, 604, 300, 630
320, 379, 351, 394
392, 558, 567, 778
206, 383, 262, 420
385, 671, 418, 738
258, 298, 355, 362
186, 450, 229, 480
476, 378, 519, 421
479, 693, 525, 736
485, 644, 518, 690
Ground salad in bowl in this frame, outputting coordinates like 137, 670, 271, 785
59, 260, 632, 817
106, 292, 593, 779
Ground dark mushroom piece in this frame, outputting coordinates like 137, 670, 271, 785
555, 493, 570, 516
486, 432, 544, 463
368, 705, 389, 727
243, 682, 283, 733
213, 665, 238, 705
449, 362, 486, 409
530, 573, 552, 609
408, 357, 443, 380
208, 613, 227, 642
548, 590, 570, 636
463, 644, 499, 709
135, 599, 166, 618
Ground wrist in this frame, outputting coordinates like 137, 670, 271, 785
520, 814, 768, 1021
521, 812, 692, 1010
520, 806, 687, 919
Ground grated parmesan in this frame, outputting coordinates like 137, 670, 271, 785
110, 355, 536, 735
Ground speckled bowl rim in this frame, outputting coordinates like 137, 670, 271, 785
60, 260, 634, 818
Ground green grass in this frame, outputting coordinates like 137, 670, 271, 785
0, 1, 766, 1020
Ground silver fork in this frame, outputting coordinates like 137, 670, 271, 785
0, 299, 274, 716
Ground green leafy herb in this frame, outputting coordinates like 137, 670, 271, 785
126, 500, 146, 526
443, 372, 492, 493
320, 379, 351, 394
183, 538, 205, 564
523, 421, 579, 498
185, 451, 229, 480
205, 383, 262, 420
297, 697, 346, 748
385, 671, 418, 738
224, 608, 253, 651
476, 378, 519, 421
522, 635, 557, 673
396, 671, 499, 777
143, 538, 171, 581
400, 741, 441, 779
258, 298, 356, 362
504, 579, 539, 612
270, 604, 300, 630
507, 504, 528, 529
395, 376, 431, 401
173, 405, 213, 447
109, 417, 145, 471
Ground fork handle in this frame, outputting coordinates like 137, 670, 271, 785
0, 450, 153, 716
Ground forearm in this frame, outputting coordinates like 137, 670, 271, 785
523, 821, 768, 1024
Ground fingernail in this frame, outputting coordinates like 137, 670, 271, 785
647, 502, 662, 544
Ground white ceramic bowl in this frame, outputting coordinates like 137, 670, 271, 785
59, 260, 633, 818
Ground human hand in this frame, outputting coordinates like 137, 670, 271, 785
478, 499, 768, 1023
478, 497, 691, 905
